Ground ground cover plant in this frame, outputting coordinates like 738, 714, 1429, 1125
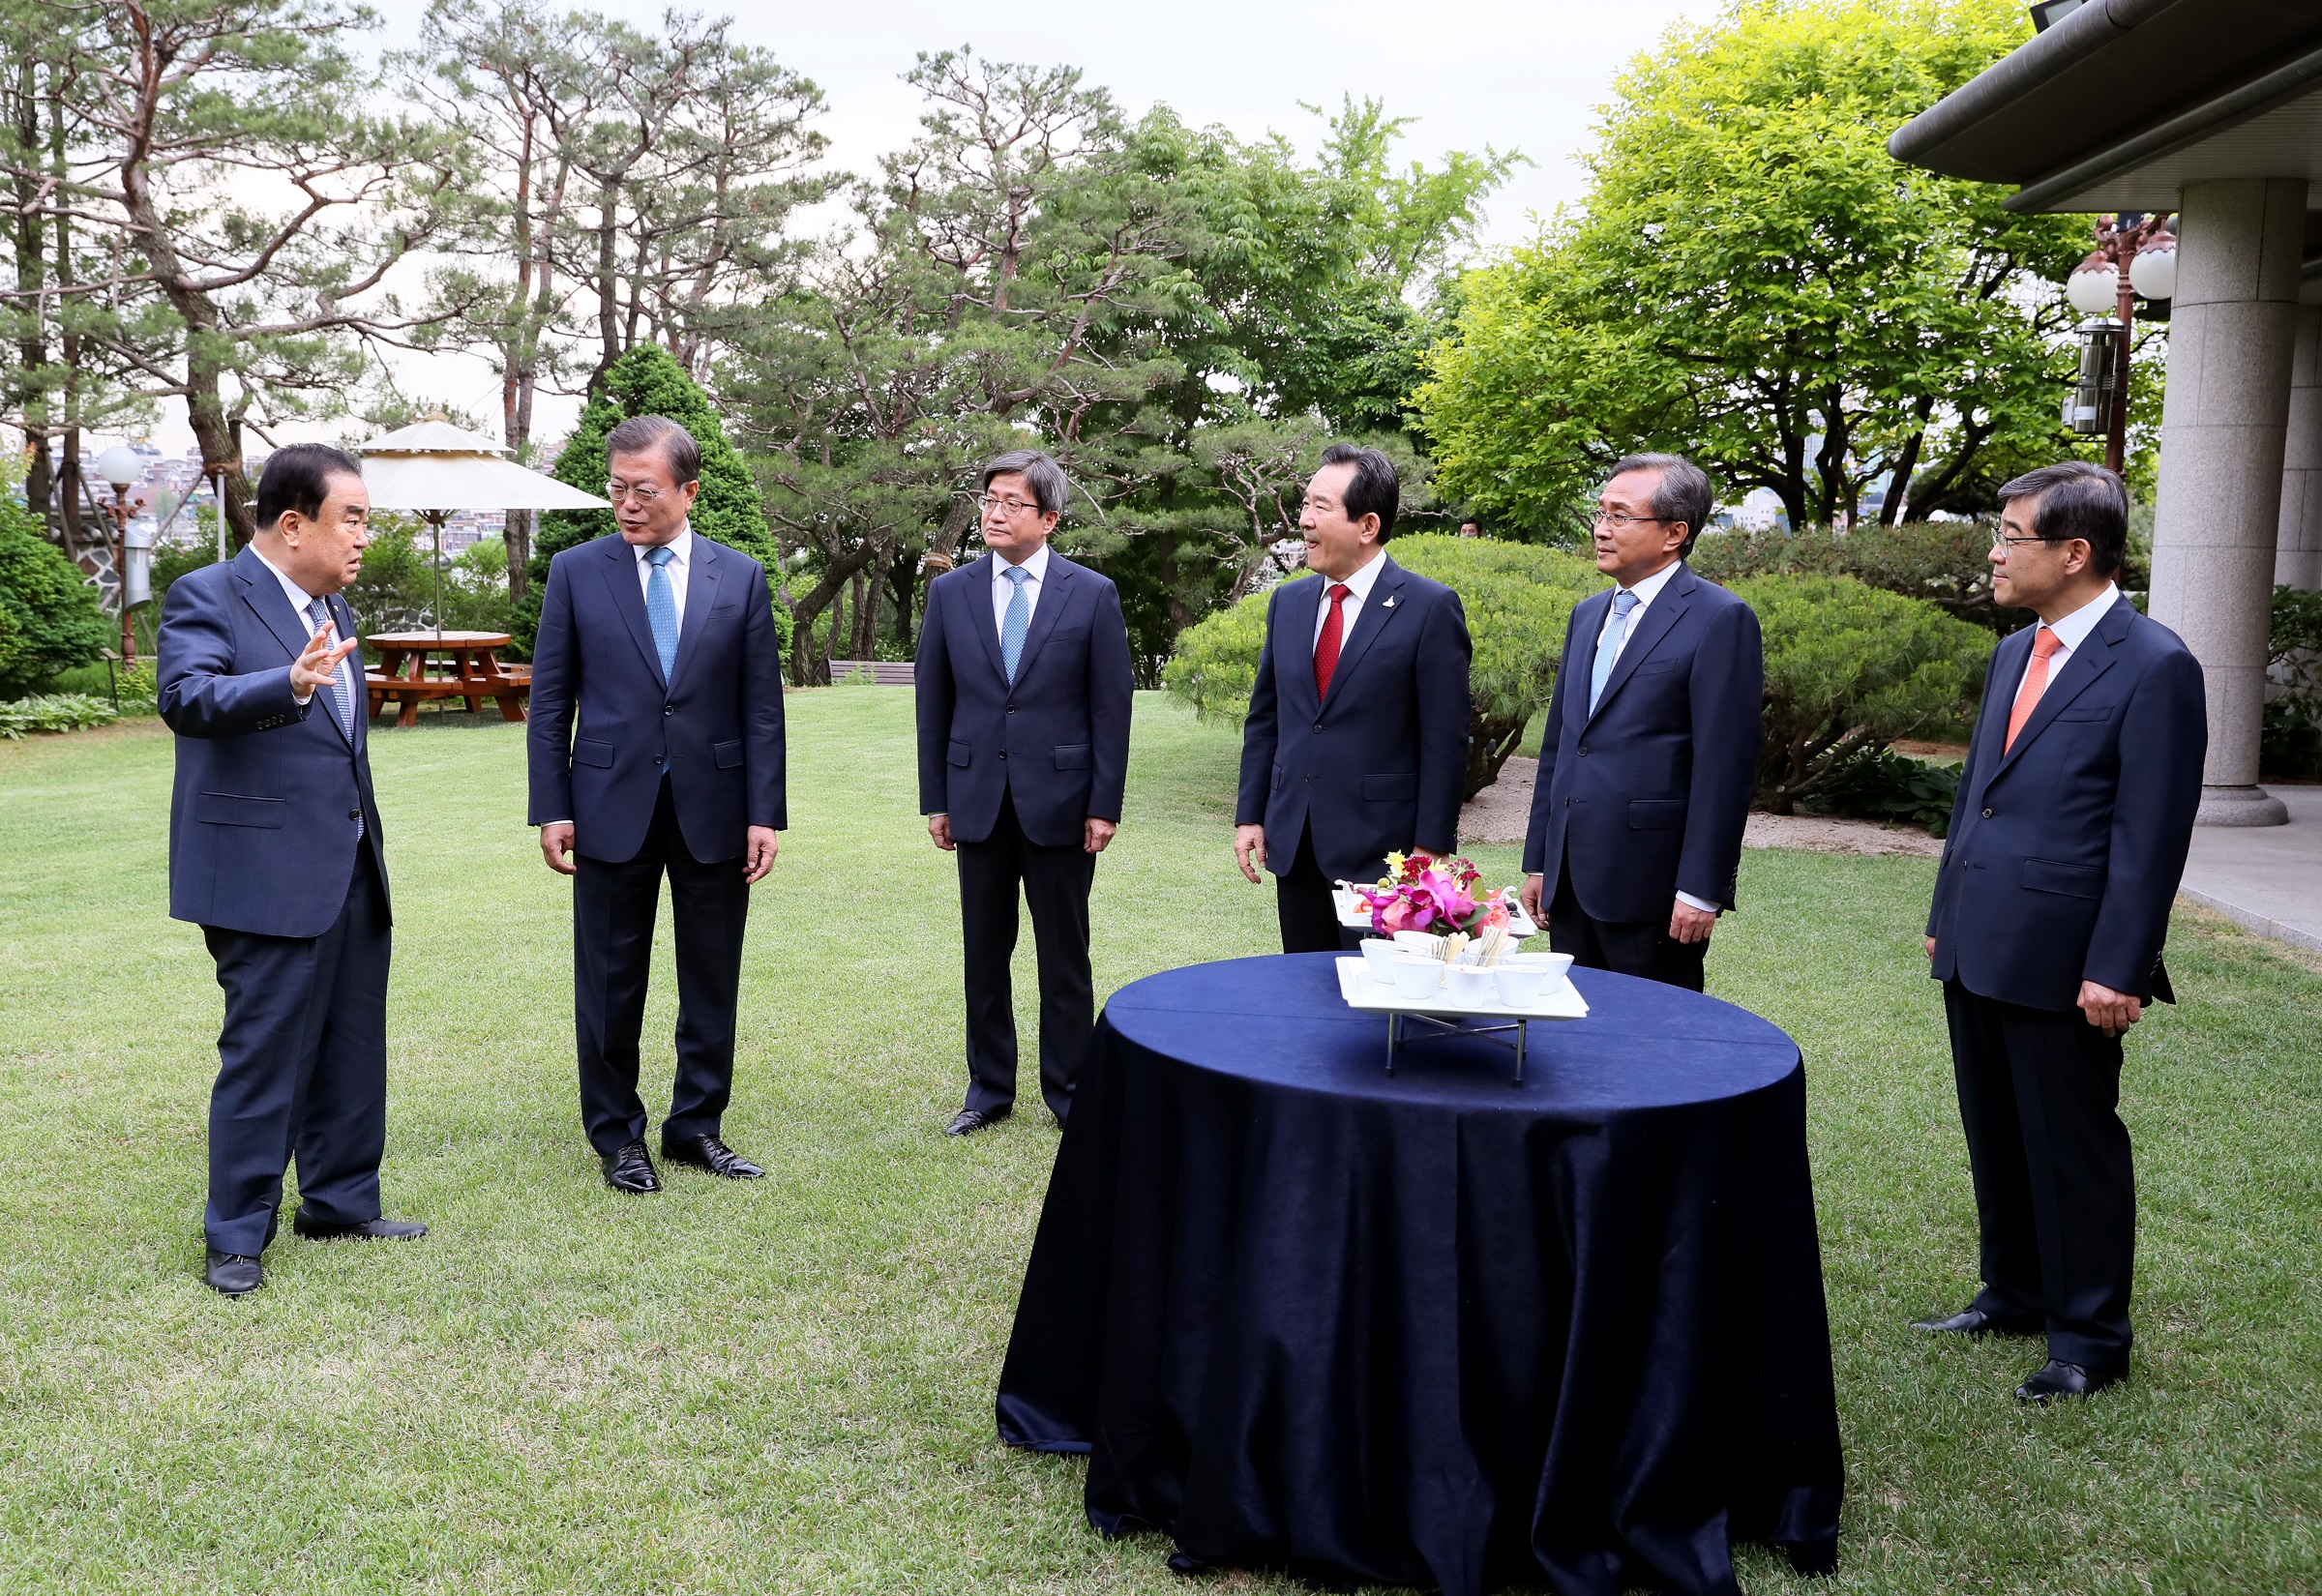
0, 693, 2313, 1593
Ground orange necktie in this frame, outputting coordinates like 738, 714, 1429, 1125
2004, 627, 2063, 754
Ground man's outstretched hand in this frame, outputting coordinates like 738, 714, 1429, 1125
290, 622, 359, 699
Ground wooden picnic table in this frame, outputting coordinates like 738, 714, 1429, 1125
365, 631, 532, 728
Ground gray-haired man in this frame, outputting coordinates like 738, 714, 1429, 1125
914, 451, 1135, 1136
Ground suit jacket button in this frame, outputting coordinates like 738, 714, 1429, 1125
664, 705, 673, 716
1564, 796, 1572, 807
998, 750, 1007, 760
1981, 808, 1993, 818
1579, 746, 1590, 756
1006, 704, 1017, 714
347, 809, 361, 820
1313, 722, 1324, 734
655, 755, 665, 765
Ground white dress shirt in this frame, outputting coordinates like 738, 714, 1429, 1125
1589, 558, 1715, 913
1312, 547, 1389, 649
992, 541, 1053, 633
2027, 581, 2120, 683
252, 546, 349, 709
635, 524, 696, 644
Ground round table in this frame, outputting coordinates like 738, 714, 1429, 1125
996, 955, 1843, 1596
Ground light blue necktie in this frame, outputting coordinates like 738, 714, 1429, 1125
644, 545, 679, 679
1589, 588, 1641, 714
1000, 564, 1032, 684
306, 597, 362, 839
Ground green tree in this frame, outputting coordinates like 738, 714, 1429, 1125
526, 343, 790, 663
1414, 0, 2094, 539
0, 500, 108, 695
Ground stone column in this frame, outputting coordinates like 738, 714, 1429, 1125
2150, 176, 2307, 826
2279, 304, 2322, 590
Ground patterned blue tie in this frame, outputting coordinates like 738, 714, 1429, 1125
306, 598, 362, 839
1000, 564, 1032, 684
1590, 588, 1641, 714
644, 545, 679, 680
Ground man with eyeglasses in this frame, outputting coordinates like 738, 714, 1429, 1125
527, 415, 787, 1194
915, 449, 1134, 1137
1519, 453, 1762, 991
1915, 460, 2204, 1405
1235, 443, 1473, 953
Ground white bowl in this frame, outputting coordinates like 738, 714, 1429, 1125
1442, 964, 1495, 1004
1357, 939, 1402, 984
1491, 963, 1551, 1007
1391, 930, 1444, 958
1503, 950, 1575, 987
1390, 955, 1444, 998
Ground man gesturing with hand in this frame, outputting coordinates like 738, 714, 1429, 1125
527, 416, 787, 1194
1916, 462, 2205, 1406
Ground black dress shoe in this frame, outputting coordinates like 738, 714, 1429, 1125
204, 1250, 261, 1297
601, 1138, 662, 1194
661, 1134, 763, 1179
2015, 1359, 2122, 1404
944, 1107, 1009, 1137
1911, 1306, 2041, 1338
294, 1213, 430, 1241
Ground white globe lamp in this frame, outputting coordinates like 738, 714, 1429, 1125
2128, 237, 2176, 302
94, 445, 143, 493
2066, 255, 2120, 315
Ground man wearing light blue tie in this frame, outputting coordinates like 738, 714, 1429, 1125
915, 451, 1135, 1136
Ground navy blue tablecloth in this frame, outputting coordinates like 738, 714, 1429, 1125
995, 954, 1843, 1596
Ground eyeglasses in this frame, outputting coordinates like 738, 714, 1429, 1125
1592, 510, 1669, 530
976, 493, 1043, 516
605, 482, 667, 504
1989, 529, 2054, 549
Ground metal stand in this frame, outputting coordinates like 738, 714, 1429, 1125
1385, 1011, 1529, 1086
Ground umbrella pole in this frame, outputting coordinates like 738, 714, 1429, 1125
432, 510, 446, 639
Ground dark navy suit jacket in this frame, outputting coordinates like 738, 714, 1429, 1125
915, 551, 1134, 848
526, 531, 788, 864
1928, 595, 2205, 1013
158, 546, 388, 939
1521, 563, 1762, 925
1235, 557, 1473, 885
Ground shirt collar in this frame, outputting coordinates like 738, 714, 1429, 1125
636, 523, 695, 566
1335, 547, 1388, 600
996, 542, 1052, 584
2044, 582, 2119, 653
252, 544, 324, 613
1620, 559, 1682, 606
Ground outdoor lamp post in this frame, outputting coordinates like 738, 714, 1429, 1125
94, 445, 144, 665
2062, 212, 2174, 476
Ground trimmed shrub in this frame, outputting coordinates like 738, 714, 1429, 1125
1803, 747, 1963, 836
1735, 573, 1990, 813
1694, 520, 2012, 634
0, 503, 110, 697
1163, 534, 1599, 801
526, 345, 792, 667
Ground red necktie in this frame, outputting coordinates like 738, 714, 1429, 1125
1314, 583, 1353, 700
2004, 627, 2063, 754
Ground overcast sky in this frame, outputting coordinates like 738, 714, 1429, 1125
137, 0, 1716, 456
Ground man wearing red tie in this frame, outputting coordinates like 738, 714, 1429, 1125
1234, 445, 1473, 952
1919, 461, 2206, 1404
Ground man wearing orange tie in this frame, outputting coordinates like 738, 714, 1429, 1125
1918, 461, 2205, 1404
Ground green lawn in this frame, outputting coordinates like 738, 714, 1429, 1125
0, 691, 2314, 1594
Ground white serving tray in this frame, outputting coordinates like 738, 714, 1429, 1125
1334, 957, 1589, 1023
1334, 886, 1539, 938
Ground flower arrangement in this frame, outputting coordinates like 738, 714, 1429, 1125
1353, 852, 1514, 940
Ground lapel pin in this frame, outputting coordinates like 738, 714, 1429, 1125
1382, 596, 1396, 609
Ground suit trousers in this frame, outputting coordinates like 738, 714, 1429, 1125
1275, 822, 1364, 956
572, 778, 750, 1156
1942, 980, 2135, 1372
1546, 842, 1708, 991
201, 845, 390, 1256
956, 786, 1096, 1122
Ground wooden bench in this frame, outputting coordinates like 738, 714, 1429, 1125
827, 660, 916, 686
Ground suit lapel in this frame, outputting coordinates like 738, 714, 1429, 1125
1993, 596, 2130, 775
961, 555, 1010, 686
600, 537, 667, 692
666, 538, 720, 694
233, 546, 319, 665
1584, 565, 1695, 726
1319, 558, 1407, 714
1279, 576, 1326, 719
1006, 553, 1075, 686
1965, 631, 2028, 800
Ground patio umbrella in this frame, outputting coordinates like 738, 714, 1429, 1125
352, 419, 611, 636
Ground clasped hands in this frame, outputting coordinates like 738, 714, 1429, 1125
927, 813, 1116, 854
539, 822, 779, 883
1922, 935, 2142, 1036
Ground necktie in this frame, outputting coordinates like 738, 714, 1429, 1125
1590, 588, 1641, 713
1313, 583, 1353, 699
306, 598, 362, 840
644, 545, 679, 679
2004, 626, 2064, 754
1000, 564, 1032, 684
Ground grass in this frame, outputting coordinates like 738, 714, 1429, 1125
0, 690, 2314, 1594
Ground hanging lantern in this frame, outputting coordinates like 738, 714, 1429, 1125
2066, 251, 2121, 315
2064, 317, 2120, 435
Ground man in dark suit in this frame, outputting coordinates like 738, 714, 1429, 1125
1235, 444, 1472, 952
916, 450, 1134, 1137
528, 416, 787, 1193
1917, 461, 2205, 1404
159, 444, 427, 1297
1519, 454, 1762, 991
